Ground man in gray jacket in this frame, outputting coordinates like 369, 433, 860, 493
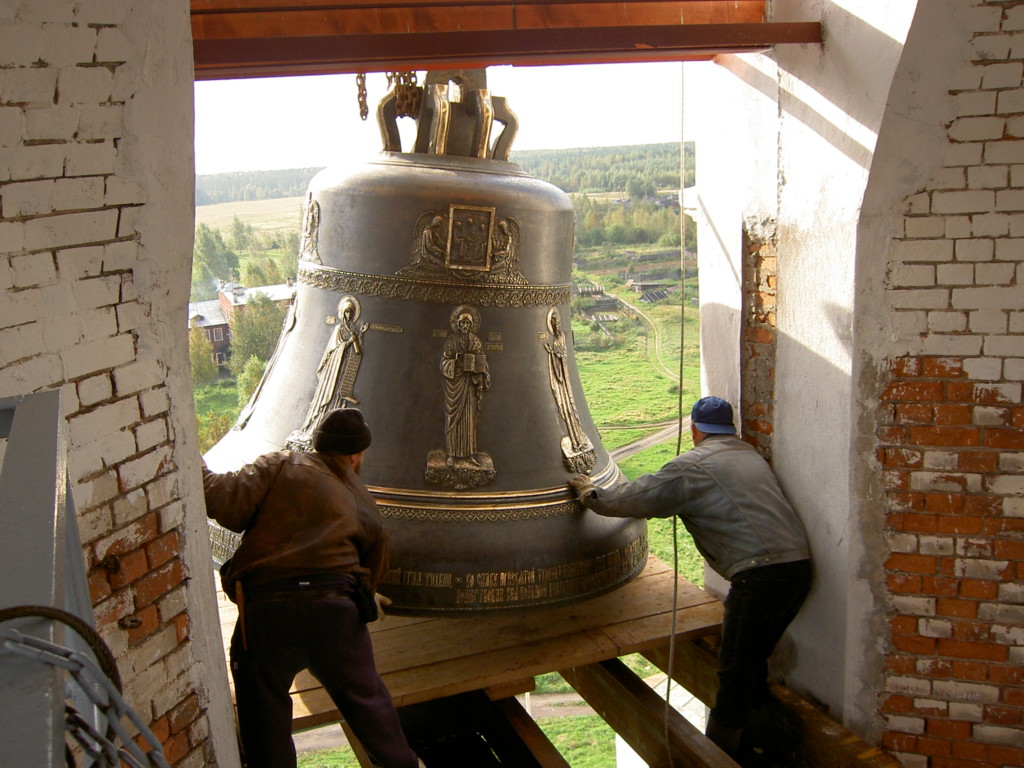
569, 396, 811, 758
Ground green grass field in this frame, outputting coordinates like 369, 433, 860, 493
196, 196, 305, 235
295, 714, 618, 768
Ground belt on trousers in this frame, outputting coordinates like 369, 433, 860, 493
244, 574, 356, 602
236, 575, 357, 649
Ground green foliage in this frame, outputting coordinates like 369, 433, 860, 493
188, 327, 218, 385
193, 379, 241, 453
535, 671, 574, 695
196, 167, 323, 205
230, 215, 254, 253
192, 223, 239, 300
297, 747, 359, 768
236, 355, 268, 408
537, 715, 617, 768
575, 339, 679, 426
197, 411, 235, 454
597, 427, 651, 452
229, 292, 286, 376
293, 715, 618, 768
574, 196, 683, 251
280, 230, 301, 277
511, 143, 694, 193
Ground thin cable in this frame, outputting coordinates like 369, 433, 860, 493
662, 123, 689, 768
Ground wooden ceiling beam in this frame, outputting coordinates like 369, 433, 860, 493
192, 21, 823, 80
191, 1, 766, 39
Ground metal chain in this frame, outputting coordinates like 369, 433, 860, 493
0, 626, 170, 768
355, 72, 421, 121
356, 73, 368, 121
387, 71, 422, 118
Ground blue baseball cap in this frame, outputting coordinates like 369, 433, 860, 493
691, 396, 736, 434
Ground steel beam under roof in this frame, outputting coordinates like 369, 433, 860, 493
191, 0, 822, 80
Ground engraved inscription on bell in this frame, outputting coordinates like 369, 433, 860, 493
425, 305, 495, 490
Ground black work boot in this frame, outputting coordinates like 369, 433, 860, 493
705, 715, 743, 756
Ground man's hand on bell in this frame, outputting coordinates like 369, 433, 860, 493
568, 474, 596, 500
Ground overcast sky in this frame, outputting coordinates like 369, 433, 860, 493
193, 62, 683, 176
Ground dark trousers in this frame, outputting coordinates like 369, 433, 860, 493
229, 578, 419, 768
711, 559, 812, 730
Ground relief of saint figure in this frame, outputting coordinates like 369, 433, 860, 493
544, 307, 596, 473
426, 305, 496, 489
299, 193, 321, 263
442, 306, 490, 464
286, 295, 367, 451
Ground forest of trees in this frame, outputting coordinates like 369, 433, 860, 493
195, 167, 323, 205
194, 143, 695, 206
511, 142, 693, 194
193, 142, 696, 295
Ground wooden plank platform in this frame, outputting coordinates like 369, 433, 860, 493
217, 555, 723, 732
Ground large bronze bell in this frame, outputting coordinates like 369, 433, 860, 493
206, 70, 647, 614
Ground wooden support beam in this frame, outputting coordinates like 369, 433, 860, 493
642, 635, 719, 707
192, 22, 823, 79
560, 658, 738, 768
644, 639, 903, 768
491, 696, 571, 768
485, 677, 536, 701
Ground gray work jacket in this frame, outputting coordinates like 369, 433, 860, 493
581, 434, 810, 580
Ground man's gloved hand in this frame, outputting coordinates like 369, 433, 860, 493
568, 474, 597, 501
374, 592, 392, 621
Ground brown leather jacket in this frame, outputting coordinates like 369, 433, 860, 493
203, 450, 388, 597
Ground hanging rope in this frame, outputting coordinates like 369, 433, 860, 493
662, 135, 690, 768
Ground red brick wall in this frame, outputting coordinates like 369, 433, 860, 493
875, 5, 1024, 764
741, 224, 778, 458
878, 355, 1024, 766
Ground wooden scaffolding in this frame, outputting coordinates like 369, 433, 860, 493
218, 556, 898, 767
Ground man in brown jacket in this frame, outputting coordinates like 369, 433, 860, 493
203, 408, 422, 768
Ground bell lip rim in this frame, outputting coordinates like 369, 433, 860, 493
366, 462, 621, 507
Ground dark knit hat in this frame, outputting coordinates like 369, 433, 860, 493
313, 408, 372, 454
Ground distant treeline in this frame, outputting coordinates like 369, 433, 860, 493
195, 167, 324, 205
511, 143, 693, 194
194, 143, 694, 205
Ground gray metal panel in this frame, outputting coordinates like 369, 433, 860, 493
0, 390, 71, 768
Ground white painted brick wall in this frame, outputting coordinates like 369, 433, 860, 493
114, 360, 166, 396
1004, 357, 1024, 378
1, 67, 58, 106
927, 311, 967, 332
77, 373, 114, 407
24, 210, 119, 251
64, 141, 118, 177
2, 3, 233, 763
135, 418, 168, 453
7, 143, 65, 180
78, 105, 124, 141
22, 106, 80, 142
950, 116, 1005, 141
10, 251, 56, 287
61, 334, 136, 379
